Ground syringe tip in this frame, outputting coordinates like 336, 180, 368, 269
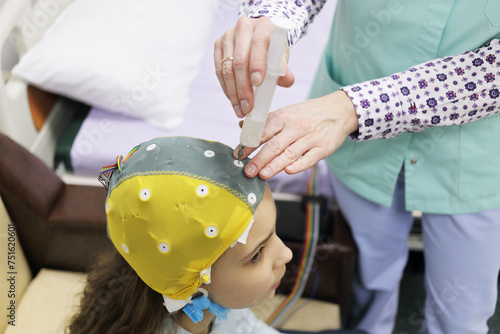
237, 144, 245, 160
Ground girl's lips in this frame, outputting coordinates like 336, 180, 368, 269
271, 267, 286, 290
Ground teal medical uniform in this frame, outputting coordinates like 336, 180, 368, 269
306, 1, 500, 333
309, 0, 500, 214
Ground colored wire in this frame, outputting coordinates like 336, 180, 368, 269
98, 145, 139, 188
266, 165, 321, 327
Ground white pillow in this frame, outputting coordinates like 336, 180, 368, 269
12, 0, 216, 129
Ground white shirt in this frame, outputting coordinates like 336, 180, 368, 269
161, 308, 281, 334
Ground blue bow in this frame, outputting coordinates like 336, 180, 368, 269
183, 294, 229, 323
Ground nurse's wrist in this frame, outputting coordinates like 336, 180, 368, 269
336, 89, 359, 139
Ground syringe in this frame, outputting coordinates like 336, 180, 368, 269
237, 17, 295, 160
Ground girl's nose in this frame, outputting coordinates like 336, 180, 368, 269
275, 237, 293, 268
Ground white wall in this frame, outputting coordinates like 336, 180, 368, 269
1, 38, 18, 72
0, 0, 19, 72
0, 0, 39, 72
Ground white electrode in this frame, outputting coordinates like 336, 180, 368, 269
239, 17, 295, 148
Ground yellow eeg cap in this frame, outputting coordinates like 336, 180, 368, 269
101, 137, 266, 300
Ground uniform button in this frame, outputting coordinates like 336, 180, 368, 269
410, 158, 418, 165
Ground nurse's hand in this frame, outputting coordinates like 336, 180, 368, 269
235, 90, 359, 180
214, 16, 295, 118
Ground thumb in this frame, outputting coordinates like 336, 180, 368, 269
278, 46, 294, 87
278, 64, 295, 87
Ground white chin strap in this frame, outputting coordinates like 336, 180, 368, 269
162, 295, 191, 313
163, 287, 210, 313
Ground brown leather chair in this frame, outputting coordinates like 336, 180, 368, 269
0, 132, 356, 325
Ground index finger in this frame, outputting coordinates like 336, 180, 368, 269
232, 17, 274, 115
248, 17, 274, 87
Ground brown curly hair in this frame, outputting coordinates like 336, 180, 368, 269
66, 248, 173, 334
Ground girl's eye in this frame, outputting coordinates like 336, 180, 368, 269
250, 247, 264, 264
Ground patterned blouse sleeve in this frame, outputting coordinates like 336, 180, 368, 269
343, 39, 500, 141
238, 0, 327, 46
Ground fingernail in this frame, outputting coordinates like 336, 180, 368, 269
240, 100, 250, 114
261, 167, 271, 178
245, 163, 257, 177
251, 72, 262, 86
233, 104, 242, 117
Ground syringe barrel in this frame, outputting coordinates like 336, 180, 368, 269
266, 18, 290, 76
239, 17, 294, 148
240, 75, 280, 147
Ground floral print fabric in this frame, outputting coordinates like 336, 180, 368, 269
238, 0, 326, 46
240, 0, 500, 142
343, 40, 500, 141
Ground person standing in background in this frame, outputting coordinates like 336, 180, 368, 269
214, 1, 500, 333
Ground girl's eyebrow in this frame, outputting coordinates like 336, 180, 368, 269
243, 231, 274, 260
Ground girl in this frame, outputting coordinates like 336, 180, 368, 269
67, 136, 293, 334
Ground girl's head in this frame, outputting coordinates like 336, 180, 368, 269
98, 136, 292, 323
207, 184, 292, 309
